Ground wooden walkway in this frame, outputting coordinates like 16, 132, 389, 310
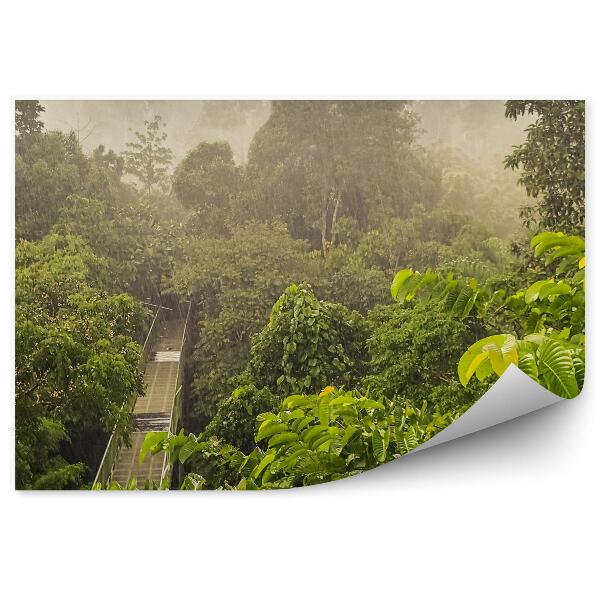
110, 318, 185, 487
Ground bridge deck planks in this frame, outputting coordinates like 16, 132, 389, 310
110, 318, 185, 487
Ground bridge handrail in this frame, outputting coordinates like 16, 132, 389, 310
92, 305, 165, 488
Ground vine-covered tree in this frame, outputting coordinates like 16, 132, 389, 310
246, 283, 368, 396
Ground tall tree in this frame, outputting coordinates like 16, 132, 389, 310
15, 127, 90, 240
173, 141, 240, 234
54, 195, 179, 300
122, 115, 174, 192
15, 130, 132, 240
504, 100, 585, 234
243, 101, 435, 254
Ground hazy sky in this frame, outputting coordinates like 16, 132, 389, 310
40, 100, 529, 167
41, 100, 271, 164
414, 100, 531, 164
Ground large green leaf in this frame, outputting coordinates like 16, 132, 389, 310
138, 431, 168, 464
178, 437, 199, 464
464, 351, 489, 382
532, 232, 566, 256
537, 338, 579, 398
318, 397, 331, 425
256, 422, 287, 442
407, 269, 438, 301
538, 281, 572, 300
291, 415, 314, 433
268, 432, 299, 448
302, 424, 329, 445
396, 426, 419, 455
452, 285, 476, 318
457, 334, 510, 386
517, 352, 539, 382
339, 425, 359, 451
531, 232, 585, 267
358, 398, 385, 411
329, 395, 358, 407
525, 280, 550, 304
500, 334, 519, 370
251, 452, 276, 479
390, 269, 415, 301
310, 433, 333, 451
283, 394, 314, 409
486, 343, 505, 376
572, 354, 585, 391
371, 429, 387, 463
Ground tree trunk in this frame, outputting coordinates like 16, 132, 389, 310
330, 190, 342, 247
320, 188, 330, 257
321, 188, 342, 256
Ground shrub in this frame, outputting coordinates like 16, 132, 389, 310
363, 302, 483, 408
203, 385, 279, 453
246, 284, 369, 396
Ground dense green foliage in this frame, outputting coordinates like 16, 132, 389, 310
14, 106, 174, 488
140, 388, 461, 489
170, 221, 314, 427
363, 303, 489, 411
203, 385, 278, 453
54, 195, 180, 299
15, 100, 584, 490
16, 128, 93, 240
15, 234, 148, 488
390, 232, 585, 398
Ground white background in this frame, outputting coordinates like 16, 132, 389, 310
1, 1, 598, 598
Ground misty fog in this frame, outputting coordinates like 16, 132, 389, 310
41, 100, 271, 164
40, 100, 529, 167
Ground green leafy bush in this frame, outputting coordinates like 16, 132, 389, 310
246, 284, 369, 396
203, 385, 279, 453
363, 302, 487, 408
139, 387, 463, 489
390, 231, 585, 398
456, 233, 585, 398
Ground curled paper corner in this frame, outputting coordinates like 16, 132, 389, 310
411, 364, 566, 454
